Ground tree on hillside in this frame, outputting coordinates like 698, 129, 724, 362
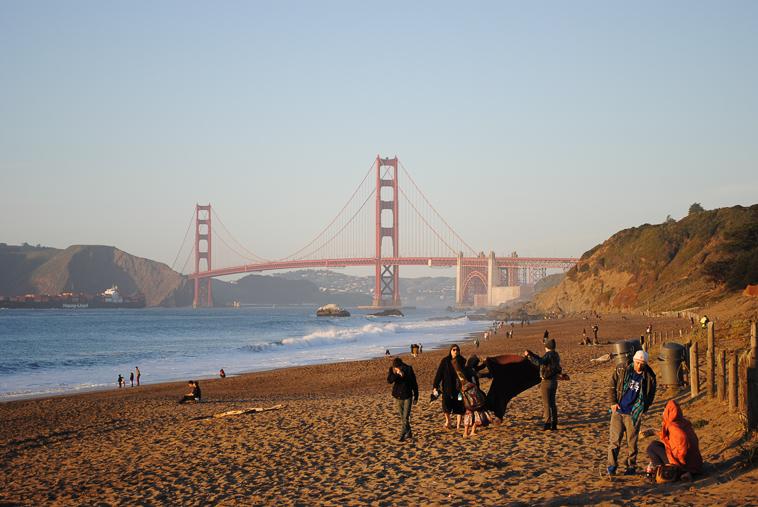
689, 203, 705, 214
703, 220, 758, 290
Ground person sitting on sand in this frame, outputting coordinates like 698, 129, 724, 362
387, 357, 419, 442
178, 380, 201, 404
645, 399, 702, 481
219, 368, 226, 378
432, 344, 466, 430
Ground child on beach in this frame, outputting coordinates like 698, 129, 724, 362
455, 356, 498, 437
117, 374, 124, 388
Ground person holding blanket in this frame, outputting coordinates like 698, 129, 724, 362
387, 357, 419, 442
524, 338, 562, 431
645, 399, 703, 481
607, 350, 657, 476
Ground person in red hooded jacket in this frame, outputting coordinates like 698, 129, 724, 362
645, 399, 703, 479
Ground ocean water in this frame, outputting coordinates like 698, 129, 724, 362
0, 306, 489, 401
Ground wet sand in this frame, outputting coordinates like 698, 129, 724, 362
1, 314, 756, 506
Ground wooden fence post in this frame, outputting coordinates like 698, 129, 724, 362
690, 342, 699, 398
717, 349, 726, 401
729, 350, 738, 412
749, 321, 758, 429
707, 322, 715, 398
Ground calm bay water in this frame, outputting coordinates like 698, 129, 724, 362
0, 306, 488, 400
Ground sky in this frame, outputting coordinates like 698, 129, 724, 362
1, 1, 757, 276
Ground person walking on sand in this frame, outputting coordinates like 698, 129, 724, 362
645, 399, 703, 481
387, 357, 419, 442
607, 350, 657, 476
129, 371, 134, 387
433, 344, 466, 430
117, 374, 124, 388
524, 339, 562, 430
592, 323, 600, 343
135, 366, 141, 386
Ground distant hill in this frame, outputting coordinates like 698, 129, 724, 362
0, 244, 192, 306
0, 245, 455, 307
534, 204, 758, 318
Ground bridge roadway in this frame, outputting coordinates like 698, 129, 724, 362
189, 256, 578, 280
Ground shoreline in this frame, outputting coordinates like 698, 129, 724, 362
0, 321, 484, 405
0, 308, 487, 403
3, 313, 756, 506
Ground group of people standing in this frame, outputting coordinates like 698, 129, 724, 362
117, 366, 141, 388
387, 328, 703, 484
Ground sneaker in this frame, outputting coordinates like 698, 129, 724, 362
606, 465, 617, 476
624, 467, 637, 476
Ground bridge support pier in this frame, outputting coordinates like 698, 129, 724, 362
373, 155, 401, 307
193, 204, 213, 308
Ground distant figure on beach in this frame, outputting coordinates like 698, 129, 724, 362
129, 371, 134, 387
135, 366, 141, 386
582, 328, 588, 344
387, 357, 419, 442
607, 350, 657, 476
542, 329, 549, 345
524, 339, 562, 430
219, 368, 226, 378
178, 381, 201, 404
645, 399, 702, 481
411, 344, 419, 357
432, 344, 466, 430
474, 337, 480, 349
117, 374, 124, 388
419, 344, 422, 354
385, 349, 390, 356
592, 324, 599, 343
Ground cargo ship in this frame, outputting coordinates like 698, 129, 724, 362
0, 286, 146, 309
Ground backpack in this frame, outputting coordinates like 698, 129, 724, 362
458, 375, 486, 411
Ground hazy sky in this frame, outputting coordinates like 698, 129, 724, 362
2, 2, 757, 276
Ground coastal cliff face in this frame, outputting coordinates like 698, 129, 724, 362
534, 204, 758, 316
0, 244, 191, 306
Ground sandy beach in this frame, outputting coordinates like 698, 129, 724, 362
1, 314, 756, 506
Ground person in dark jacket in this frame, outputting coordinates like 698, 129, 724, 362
387, 357, 419, 442
607, 350, 657, 476
433, 344, 466, 429
524, 338, 562, 430
178, 380, 202, 404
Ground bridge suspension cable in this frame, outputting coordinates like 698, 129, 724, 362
281, 160, 376, 261
211, 209, 270, 263
398, 160, 478, 257
170, 210, 196, 273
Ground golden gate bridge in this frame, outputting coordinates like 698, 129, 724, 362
172, 156, 578, 308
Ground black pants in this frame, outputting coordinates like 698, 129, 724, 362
646, 441, 669, 466
540, 379, 558, 428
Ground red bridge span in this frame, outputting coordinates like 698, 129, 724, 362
179, 156, 578, 308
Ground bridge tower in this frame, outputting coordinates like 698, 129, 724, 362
193, 204, 213, 308
373, 155, 400, 307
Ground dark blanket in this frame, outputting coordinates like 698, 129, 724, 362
484, 354, 541, 419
